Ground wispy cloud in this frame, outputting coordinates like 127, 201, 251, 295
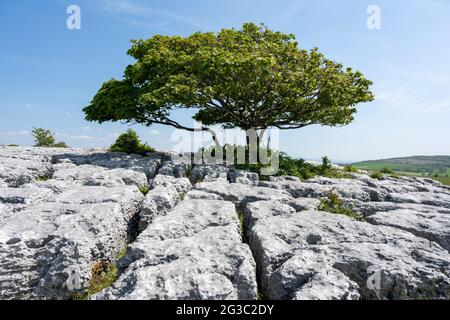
96, 0, 201, 29
421, 98, 450, 113
56, 133, 95, 141
0, 130, 30, 136
375, 86, 416, 105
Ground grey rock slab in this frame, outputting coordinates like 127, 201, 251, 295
0, 201, 134, 300
158, 161, 190, 178
52, 165, 106, 183
0, 158, 54, 187
93, 200, 257, 300
355, 201, 450, 217
228, 169, 259, 185
244, 201, 450, 300
366, 208, 450, 252
386, 192, 450, 208
138, 185, 180, 231
194, 181, 292, 209
190, 164, 229, 183
260, 178, 380, 201
150, 174, 192, 195
0, 186, 55, 206
84, 168, 149, 189
52, 152, 161, 179
184, 190, 224, 201
54, 186, 143, 222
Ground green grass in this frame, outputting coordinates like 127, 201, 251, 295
318, 191, 363, 221
71, 246, 128, 300
138, 186, 150, 195
71, 261, 118, 300
434, 176, 450, 186
344, 165, 360, 173
370, 171, 384, 180
35, 175, 50, 182
237, 211, 245, 234
352, 156, 450, 178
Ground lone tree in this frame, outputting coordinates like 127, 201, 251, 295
84, 23, 374, 146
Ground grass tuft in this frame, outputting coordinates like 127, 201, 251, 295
318, 191, 363, 221
138, 186, 150, 195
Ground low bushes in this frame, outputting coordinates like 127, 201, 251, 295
318, 190, 363, 221
109, 129, 155, 156
198, 144, 353, 181
31, 127, 68, 148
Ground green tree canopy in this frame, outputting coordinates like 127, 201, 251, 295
84, 23, 374, 142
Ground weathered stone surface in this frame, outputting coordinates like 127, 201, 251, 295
0, 186, 55, 206
184, 190, 224, 200
150, 174, 192, 194
228, 169, 259, 185
194, 181, 292, 209
244, 201, 450, 300
55, 186, 143, 220
158, 161, 190, 178
2, 146, 450, 301
0, 201, 136, 299
0, 158, 54, 187
366, 209, 450, 252
52, 151, 161, 179
94, 200, 257, 300
0, 147, 151, 300
138, 185, 180, 231
190, 164, 229, 183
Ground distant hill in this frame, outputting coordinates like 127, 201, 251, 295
352, 156, 450, 182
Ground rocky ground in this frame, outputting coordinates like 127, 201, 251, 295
1, 146, 450, 300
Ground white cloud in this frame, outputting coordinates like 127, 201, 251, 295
149, 129, 160, 135
107, 132, 121, 139
1, 130, 30, 136
421, 98, 450, 113
25, 103, 36, 109
82, 126, 93, 131
56, 133, 95, 141
98, 0, 200, 28
64, 112, 72, 117
375, 86, 416, 105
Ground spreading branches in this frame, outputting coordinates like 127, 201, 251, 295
83, 23, 374, 144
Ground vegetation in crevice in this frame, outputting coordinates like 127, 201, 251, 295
35, 175, 51, 182
237, 211, 245, 236
71, 246, 128, 300
370, 171, 384, 180
318, 190, 363, 221
138, 185, 150, 196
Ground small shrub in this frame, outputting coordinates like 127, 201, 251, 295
138, 186, 150, 195
52, 141, 69, 148
380, 167, 395, 174
257, 291, 265, 300
71, 246, 127, 300
370, 171, 384, 180
109, 129, 155, 156
72, 261, 118, 300
31, 128, 69, 148
318, 191, 363, 221
31, 127, 56, 147
344, 165, 359, 173
36, 175, 50, 182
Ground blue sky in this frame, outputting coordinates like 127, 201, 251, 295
0, 0, 449, 162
